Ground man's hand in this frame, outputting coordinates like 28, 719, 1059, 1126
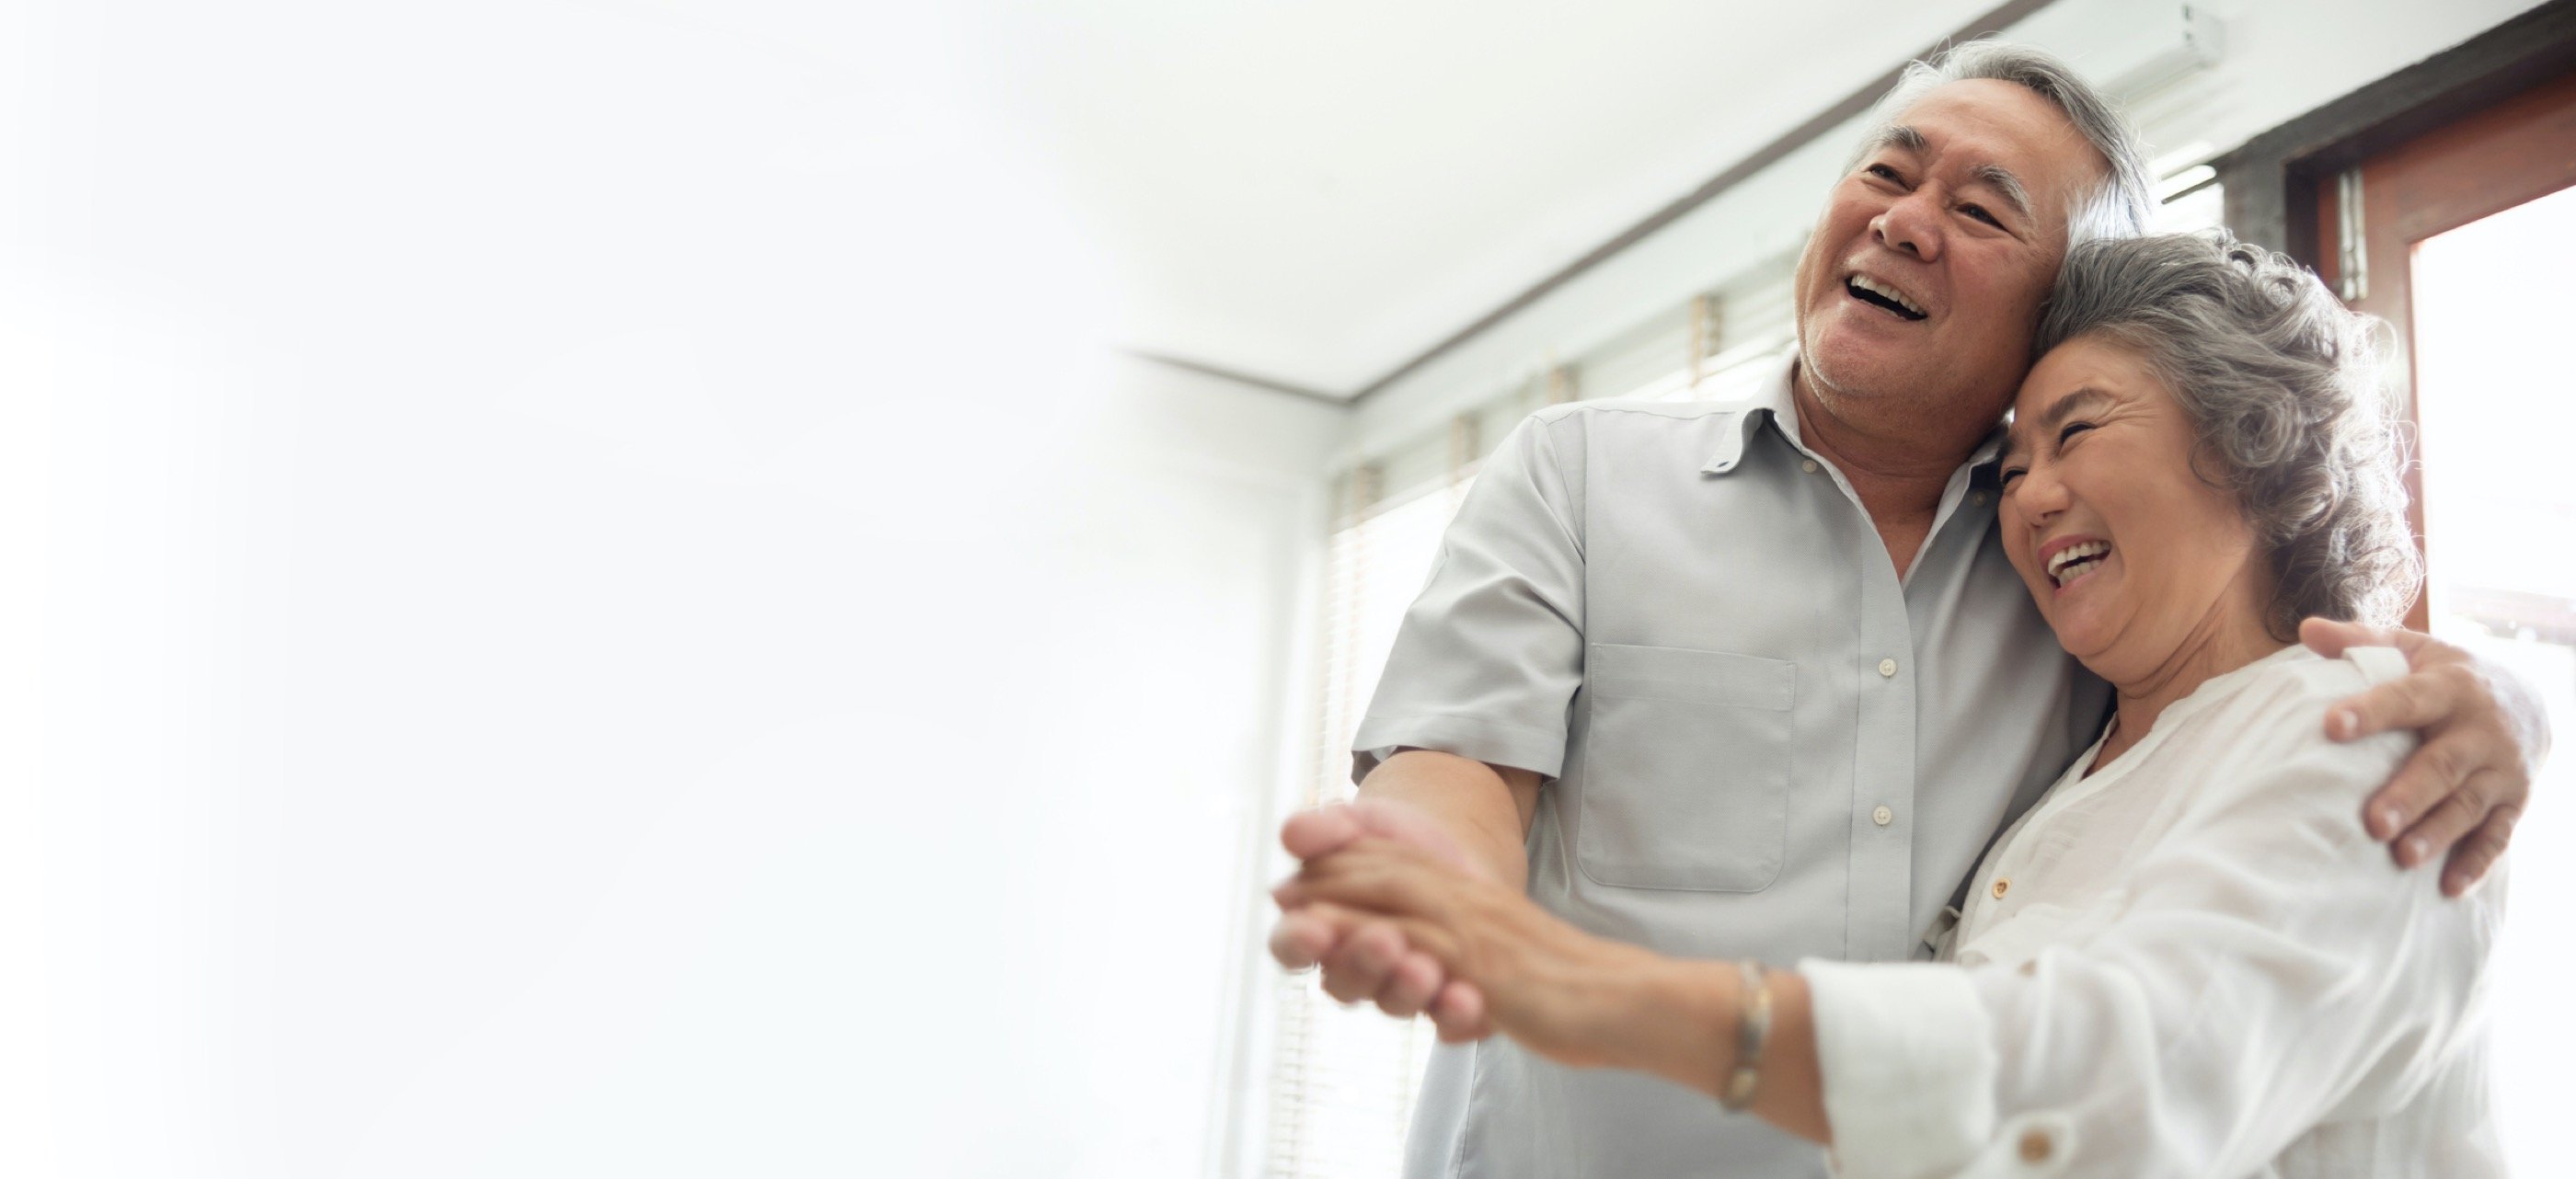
2303, 617, 2552, 896
1269, 798, 1492, 1039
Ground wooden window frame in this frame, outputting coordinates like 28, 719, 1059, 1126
2215, 0, 2576, 263
2214, 0, 2576, 627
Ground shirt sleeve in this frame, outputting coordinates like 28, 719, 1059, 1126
1804, 654, 2499, 1177
1351, 409, 1587, 783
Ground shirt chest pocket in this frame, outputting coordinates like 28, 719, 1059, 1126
1575, 643, 1794, 892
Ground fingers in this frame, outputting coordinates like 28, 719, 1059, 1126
1319, 920, 1409, 1005
1278, 897, 1456, 1021
2363, 736, 2479, 841
1272, 884, 1472, 1025
1294, 923, 1477, 1031
2298, 616, 2392, 659
1273, 840, 1450, 919
1428, 980, 1490, 1043
1272, 864, 1491, 1039
1344, 796, 1486, 877
1280, 799, 1444, 864
2441, 805, 2521, 898
2387, 764, 2507, 870
1374, 951, 1445, 1019
1269, 907, 1341, 971
2326, 664, 2464, 743
1272, 838, 1496, 1030
1281, 804, 1364, 861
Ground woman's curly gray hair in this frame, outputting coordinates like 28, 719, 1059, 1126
2031, 231, 2421, 640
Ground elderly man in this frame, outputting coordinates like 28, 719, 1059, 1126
1269, 41, 2546, 1178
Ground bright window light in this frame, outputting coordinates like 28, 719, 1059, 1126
2409, 181, 2576, 1177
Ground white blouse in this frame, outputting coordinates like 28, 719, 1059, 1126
1803, 646, 2506, 1177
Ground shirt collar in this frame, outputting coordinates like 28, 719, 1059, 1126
1700, 348, 2011, 477
1698, 349, 1800, 475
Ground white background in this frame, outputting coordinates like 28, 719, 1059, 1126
0, 4, 1340, 1174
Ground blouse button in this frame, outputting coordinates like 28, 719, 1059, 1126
2018, 1127, 2053, 1162
1991, 877, 2011, 899
1801, 459, 1820, 474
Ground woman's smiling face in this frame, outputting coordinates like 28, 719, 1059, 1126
1999, 336, 2271, 680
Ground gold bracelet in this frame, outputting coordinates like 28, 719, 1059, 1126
1720, 958, 1773, 1112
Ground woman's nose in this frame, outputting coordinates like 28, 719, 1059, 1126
1870, 191, 1943, 261
2009, 464, 2068, 519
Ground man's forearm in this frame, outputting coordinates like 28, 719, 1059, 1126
1358, 749, 1543, 889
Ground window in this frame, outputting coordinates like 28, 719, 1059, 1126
2307, 69, 2576, 1170
1259, 476, 1468, 1178
2409, 185, 2576, 1176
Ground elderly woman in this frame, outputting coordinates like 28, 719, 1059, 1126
1276, 233, 2504, 1176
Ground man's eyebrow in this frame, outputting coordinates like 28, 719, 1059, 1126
1863, 127, 2031, 223
1969, 163, 2035, 223
1866, 123, 1928, 155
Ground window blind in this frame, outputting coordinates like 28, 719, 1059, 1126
1261, 470, 1470, 1179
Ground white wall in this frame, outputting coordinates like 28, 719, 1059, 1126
1350, 0, 2555, 455
0, 4, 1338, 1175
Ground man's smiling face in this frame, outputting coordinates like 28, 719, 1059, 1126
1791, 78, 2110, 431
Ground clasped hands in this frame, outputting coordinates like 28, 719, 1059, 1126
1270, 620, 2547, 1040
1268, 798, 1501, 1041
1269, 803, 1655, 1064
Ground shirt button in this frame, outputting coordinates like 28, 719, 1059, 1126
2018, 1127, 2053, 1162
1877, 658, 1898, 678
1871, 805, 1893, 827
1800, 459, 1820, 474
1972, 491, 1991, 507
1991, 877, 2011, 899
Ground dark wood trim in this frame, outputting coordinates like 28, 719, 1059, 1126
2215, 0, 2576, 262
2303, 67, 2576, 632
1346, 0, 2066, 405
2217, 2, 2576, 632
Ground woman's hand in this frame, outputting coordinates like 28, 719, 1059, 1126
2302, 618, 2551, 896
1273, 838, 1669, 1070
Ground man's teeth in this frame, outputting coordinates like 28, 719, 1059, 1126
1848, 275, 1926, 317
2047, 541, 2111, 586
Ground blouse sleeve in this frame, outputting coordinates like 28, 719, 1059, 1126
1802, 652, 2501, 1177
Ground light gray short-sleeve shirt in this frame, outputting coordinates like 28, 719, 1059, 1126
1352, 351, 2111, 1179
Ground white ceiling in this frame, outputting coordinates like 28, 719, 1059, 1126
961, 0, 2015, 397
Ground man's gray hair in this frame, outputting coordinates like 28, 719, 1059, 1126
1858, 40, 2156, 246
2033, 231, 2421, 639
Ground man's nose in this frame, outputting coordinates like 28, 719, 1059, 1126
1870, 190, 1943, 261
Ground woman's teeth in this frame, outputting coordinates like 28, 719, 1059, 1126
2047, 541, 2111, 587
